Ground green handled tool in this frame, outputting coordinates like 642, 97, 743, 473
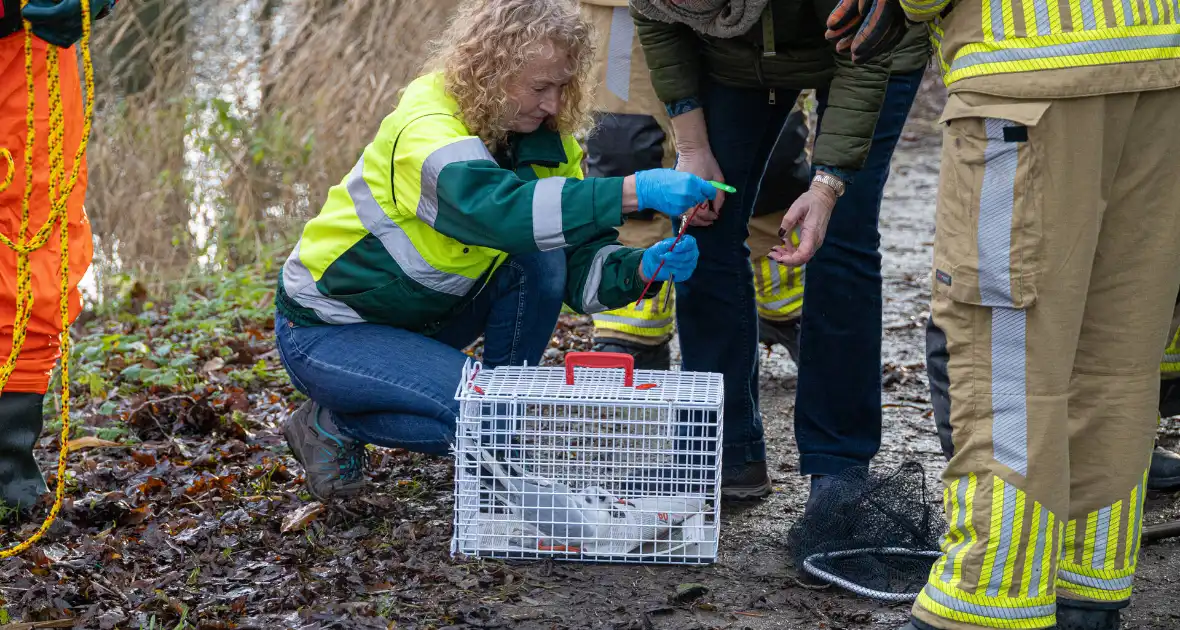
710, 181, 736, 193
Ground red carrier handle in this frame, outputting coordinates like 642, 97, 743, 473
564, 352, 634, 387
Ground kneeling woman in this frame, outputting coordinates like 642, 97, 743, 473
274, 0, 715, 500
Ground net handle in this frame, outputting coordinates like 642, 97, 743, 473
564, 352, 634, 387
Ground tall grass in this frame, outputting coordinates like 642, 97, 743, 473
83, 0, 459, 297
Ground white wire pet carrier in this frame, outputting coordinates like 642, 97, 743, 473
452, 352, 724, 564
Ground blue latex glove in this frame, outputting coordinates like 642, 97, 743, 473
23, 0, 116, 49
634, 169, 716, 218
641, 235, 699, 283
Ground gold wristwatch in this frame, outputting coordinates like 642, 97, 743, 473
812, 171, 846, 198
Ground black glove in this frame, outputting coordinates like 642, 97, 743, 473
825, 0, 908, 64
23, 0, 116, 49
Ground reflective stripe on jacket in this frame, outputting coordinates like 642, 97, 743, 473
903, 0, 1180, 89
276, 73, 650, 333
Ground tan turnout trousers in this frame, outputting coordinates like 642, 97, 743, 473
916, 89, 1180, 630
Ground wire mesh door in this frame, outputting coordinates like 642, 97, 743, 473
452, 353, 724, 564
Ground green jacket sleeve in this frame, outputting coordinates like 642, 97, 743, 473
631, 5, 702, 103
395, 117, 626, 255
890, 24, 933, 74
564, 234, 657, 314
812, 51, 890, 172
552, 138, 659, 314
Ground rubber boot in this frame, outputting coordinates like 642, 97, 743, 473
1056, 600, 1120, 630
0, 392, 48, 509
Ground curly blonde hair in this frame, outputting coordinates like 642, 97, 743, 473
430, 0, 597, 149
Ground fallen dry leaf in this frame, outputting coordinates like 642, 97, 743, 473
202, 357, 226, 373
68, 436, 123, 450
281, 501, 325, 534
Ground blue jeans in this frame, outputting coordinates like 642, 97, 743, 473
677, 69, 923, 471
275, 250, 567, 455
795, 69, 923, 476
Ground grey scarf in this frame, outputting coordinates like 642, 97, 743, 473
629, 0, 771, 39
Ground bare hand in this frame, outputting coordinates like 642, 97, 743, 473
675, 149, 725, 227
769, 182, 838, 266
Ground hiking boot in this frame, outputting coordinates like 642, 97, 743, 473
720, 460, 771, 500
591, 339, 671, 371
1148, 444, 1180, 491
1056, 600, 1120, 630
0, 392, 49, 511
758, 316, 801, 364
283, 401, 367, 500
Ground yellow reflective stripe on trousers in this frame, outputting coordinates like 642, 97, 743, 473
922, 475, 1062, 628
350, 155, 481, 297
1162, 326, 1180, 374
753, 256, 804, 319
917, 581, 1056, 628
1056, 470, 1146, 602
946, 26, 1180, 85
592, 282, 675, 338
936, 474, 979, 587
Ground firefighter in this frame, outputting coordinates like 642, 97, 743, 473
579, 0, 807, 370
0, 0, 115, 512
890, 0, 1180, 623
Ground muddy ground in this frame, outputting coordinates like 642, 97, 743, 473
3, 74, 1179, 629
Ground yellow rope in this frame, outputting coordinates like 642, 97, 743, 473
0, 0, 96, 558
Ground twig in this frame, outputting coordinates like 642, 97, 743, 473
732, 611, 765, 618
87, 574, 131, 605
1142, 519, 1180, 544
791, 576, 831, 591
882, 402, 928, 412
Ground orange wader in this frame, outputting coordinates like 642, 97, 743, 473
0, 34, 91, 396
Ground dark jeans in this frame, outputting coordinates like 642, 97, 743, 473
677, 69, 923, 472
795, 69, 924, 476
275, 250, 567, 455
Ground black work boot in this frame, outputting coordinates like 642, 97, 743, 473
720, 460, 771, 500
1056, 599, 1120, 630
0, 392, 49, 510
591, 339, 671, 371
758, 317, 801, 364
1148, 444, 1180, 491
